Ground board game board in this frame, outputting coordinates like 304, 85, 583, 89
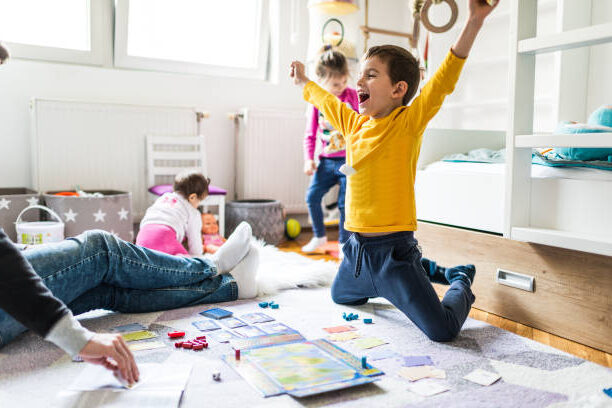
223, 333, 384, 398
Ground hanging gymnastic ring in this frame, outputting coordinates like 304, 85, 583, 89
420, 0, 458, 34
321, 18, 345, 47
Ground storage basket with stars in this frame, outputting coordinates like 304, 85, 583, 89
43, 190, 133, 242
0, 188, 41, 242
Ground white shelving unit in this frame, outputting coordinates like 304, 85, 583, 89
505, 0, 612, 257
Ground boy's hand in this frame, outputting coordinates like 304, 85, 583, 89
290, 61, 310, 88
468, 0, 499, 24
303, 160, 317, 176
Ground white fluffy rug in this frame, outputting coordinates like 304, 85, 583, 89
253, 240, 339, 296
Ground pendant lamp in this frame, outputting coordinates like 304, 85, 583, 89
308, 0, 358, 15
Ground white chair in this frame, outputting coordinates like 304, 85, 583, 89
146, 135, 226, 236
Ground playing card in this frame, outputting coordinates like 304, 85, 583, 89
323, 325, 357, 334
408, 381, 451, 397
259, 322, 298, 334
463, 369, 501, 386
233, 325, 266, 338
403, 355, 434, 367
113, 323, 146, 333
220, 317, 248, 329
199, 307, 233, 319
241, 313, 275, 324
192, 319, 221, 331
208, 330, 242, 343
120, 330, 157, 342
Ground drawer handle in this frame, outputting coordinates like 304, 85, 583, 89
496, 269, 534, 292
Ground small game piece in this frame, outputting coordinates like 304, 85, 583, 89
361, 356, 367, 368
270, 303, 279, 309
603, 387, 612, 398
354, 314, 359, 320
235, 349, 240, 360
174, 342, 183, 348
182, 342, 193, 349
200, 307, 233, 320
342, 312, 347, 319
193, 344, 204, 351
269, 301, 276, 306
364, 318, 373, 324
196, 336, 207, 340
212, 372, 221, 381
259, 302, 269, 308
167, 331, 185, 338
202, 342, 209, 348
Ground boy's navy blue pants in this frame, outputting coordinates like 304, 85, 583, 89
332, 231, 475, 342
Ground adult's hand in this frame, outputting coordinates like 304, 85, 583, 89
79, 333, 139, 386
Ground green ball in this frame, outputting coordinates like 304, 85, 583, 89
285, 218, 301, 239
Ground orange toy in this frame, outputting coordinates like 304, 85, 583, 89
202, 213, 226, 254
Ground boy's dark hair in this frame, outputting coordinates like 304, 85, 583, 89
174, 170, 210, 200
364, 45, 420, 105
315, 47, 349, 79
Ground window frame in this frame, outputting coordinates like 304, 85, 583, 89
0, 0, 112, 66
113, 0, 271, 80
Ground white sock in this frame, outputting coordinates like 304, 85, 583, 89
301, 236, 327, 253
230, 244, 259, 299
211, 222, 252, 274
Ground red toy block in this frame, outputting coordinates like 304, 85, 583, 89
193, 344, 204, 351
174, 342, 183, 348
235, 349, 240, 360
202, 342, 209, 349
196, 336, 206, 340
168, 331, 185, 338
182, 342, 193, 349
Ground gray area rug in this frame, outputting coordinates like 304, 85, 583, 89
1, 288, 611, 407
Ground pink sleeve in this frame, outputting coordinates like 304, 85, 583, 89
346, 88, 359, 113
303, 104, 318, 161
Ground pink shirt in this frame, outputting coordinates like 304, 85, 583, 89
304, 87, 359, 161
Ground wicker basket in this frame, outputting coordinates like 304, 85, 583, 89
225, 200, 284, 245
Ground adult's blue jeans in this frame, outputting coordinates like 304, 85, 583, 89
306, 157, 348, 243
332, 231, 475, 342
0, 230, 237, 347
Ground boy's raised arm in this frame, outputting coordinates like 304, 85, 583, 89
290, 61, 362, 139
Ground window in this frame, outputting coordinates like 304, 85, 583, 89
0, 0, 111, 65
115, 0, 270, 79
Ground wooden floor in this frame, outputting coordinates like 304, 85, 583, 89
278, 230, 612, 368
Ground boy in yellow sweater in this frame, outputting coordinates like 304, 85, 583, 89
290, 0, 499, 341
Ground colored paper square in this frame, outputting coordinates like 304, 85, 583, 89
323, 325, 357, 334
403, 355, 434, 367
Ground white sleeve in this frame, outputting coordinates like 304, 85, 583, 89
45, 312, 95, 357
186, 210, 203, 256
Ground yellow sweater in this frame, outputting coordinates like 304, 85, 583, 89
303, 50, 466, 233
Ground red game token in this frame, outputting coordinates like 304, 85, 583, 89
167, 331, 185, 338
193, 344, 204, 351
235, 349, 240, 360
182, 342, 193, 349
174, 342, 183, 348
196, 336, 206, 340
202, 342, 209, 348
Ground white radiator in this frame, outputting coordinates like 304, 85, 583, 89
30, 99, 199, 220
235, 108, 309, 214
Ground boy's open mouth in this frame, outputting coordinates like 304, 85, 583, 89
358, 91, 370, 104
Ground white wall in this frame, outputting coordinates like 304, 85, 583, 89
0, 0, 312, 199
587, 0, 612, 116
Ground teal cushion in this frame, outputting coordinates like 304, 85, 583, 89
553, 120, 612, 161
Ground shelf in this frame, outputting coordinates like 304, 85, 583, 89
511, 227, 612, 257
515, 133, 612, 148
518, 22, 612, 55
